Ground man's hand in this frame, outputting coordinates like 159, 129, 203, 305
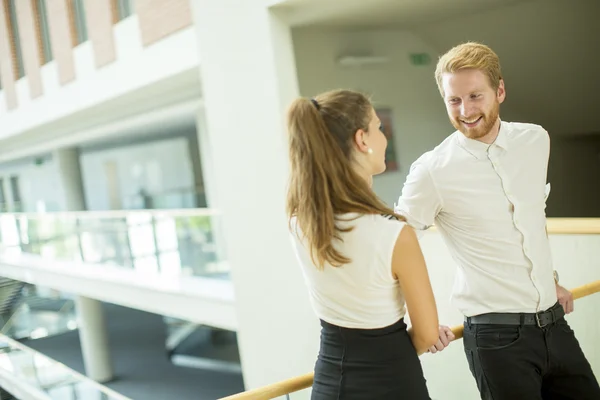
556, 284, 574, 314
428, 325, 455, 354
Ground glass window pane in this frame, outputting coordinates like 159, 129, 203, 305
117, 0, 133, 21
71, 0, 88, 45
36, 0, 53, 63
134, 255, 158, 275
0, 179, 5, 206
7, 0, 25, 78
155, 217, 178, 251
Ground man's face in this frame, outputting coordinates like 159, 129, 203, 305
442, 69, 505, 140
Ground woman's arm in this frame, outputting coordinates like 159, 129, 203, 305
392, 225, 439, 355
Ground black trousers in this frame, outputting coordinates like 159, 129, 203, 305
463, 306, 600, 399
312, 318, 430, 399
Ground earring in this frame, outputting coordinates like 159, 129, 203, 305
367, 148, 373, 154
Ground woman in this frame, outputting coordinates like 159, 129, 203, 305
286, 89, 439, 399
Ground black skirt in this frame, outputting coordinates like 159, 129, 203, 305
311, 318, 431, 400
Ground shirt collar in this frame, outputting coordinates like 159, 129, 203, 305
456, 120, 509, 160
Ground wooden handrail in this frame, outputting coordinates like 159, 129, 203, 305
221, 280, 600, 400
426, 218, 600, 235
546, 218, 600, 235
451, 280, 600, 340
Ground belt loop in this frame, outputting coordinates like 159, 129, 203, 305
519, 313, 525, 327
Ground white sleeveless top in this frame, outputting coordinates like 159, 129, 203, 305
290, 213, 406, 329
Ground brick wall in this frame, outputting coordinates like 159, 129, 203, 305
15, 0, 43, 98
1, 0, 195, 113
46, 0, 75, 84
84, 0, 115, 68
135, 0, 192, 47
0, 1, 17, 109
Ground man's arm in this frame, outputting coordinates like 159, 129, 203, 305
395, 156, 443, 233
541, 133, 574, 313
556, 277, 574, 314
395, 156, 455, 352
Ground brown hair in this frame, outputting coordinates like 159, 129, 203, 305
435, 42, 502, 97
286, 89, 404, 269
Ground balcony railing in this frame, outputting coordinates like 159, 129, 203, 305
220, 218, 600, 400
0, 333, 131, 400
220, 280, 600, 400
0, 209, 228, 280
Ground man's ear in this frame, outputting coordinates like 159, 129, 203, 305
497, 79, 506, 104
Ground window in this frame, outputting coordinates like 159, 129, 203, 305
0, 179, 5, 211
5, 0, 25, 79
33, 0, 53, 63
10, 176, 22, 211
113, 0, 133, 22
69, 0, 88, 46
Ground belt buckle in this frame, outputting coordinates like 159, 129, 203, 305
535, 312, 548, 328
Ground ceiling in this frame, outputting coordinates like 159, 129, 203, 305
274, 0, 530, 28
0, 69, 201, 162
278, 0, 600, 136
415, 0, 600, 136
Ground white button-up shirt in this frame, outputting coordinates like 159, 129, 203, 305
396, 121, 557, 317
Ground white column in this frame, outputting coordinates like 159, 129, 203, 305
53, 148, 86, 211
74, 296, 113, 383
54, 147, 114, 382
191, 1, 319, 394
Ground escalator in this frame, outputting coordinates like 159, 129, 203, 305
166, 319, 242, 374
0, 279, 74, 341
0, 386, 16, 400
0, 278, 25, 325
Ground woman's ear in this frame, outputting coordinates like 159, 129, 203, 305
354, 129, 369, 153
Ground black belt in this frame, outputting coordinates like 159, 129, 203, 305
465, 302, 565, 328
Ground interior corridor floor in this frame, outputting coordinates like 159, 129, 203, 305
21, 302, 245, 400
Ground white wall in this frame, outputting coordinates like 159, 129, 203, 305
549, 234, 600, 379
0, 157, 64, 212
409, 232, 600, 399
293, 28, 450, 206
292, 26, 600, 398
280, 231, 600, 400
80, 137, 195, 211
190, 2, 319, 393
0, 250, 238, 331
292, 27, 550, 207
0, 136, 196, 212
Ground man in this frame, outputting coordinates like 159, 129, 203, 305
395, 42, 600, 399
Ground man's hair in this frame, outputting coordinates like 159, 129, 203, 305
435, 42, 502, 97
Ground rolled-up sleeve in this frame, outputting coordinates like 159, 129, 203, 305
394, 155, 443, 232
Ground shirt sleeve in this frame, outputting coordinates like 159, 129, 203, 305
394, 155, 443, 232
542, 129, 551, 206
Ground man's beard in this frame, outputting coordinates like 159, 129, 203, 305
452, 101, 500, 140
